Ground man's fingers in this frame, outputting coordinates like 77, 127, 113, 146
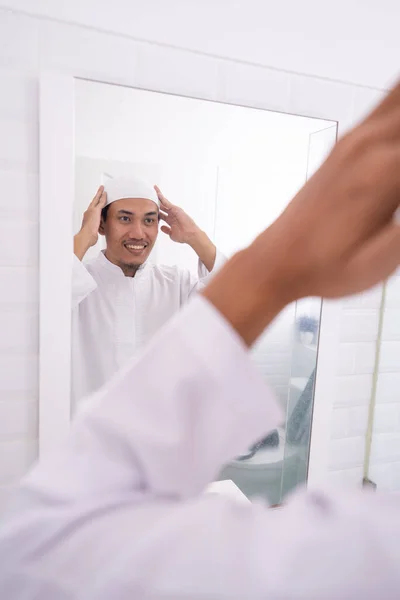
89, 186, 105, 208
160, 225, 172, 236
159, 211, 169, 222
154, 185, 173, 209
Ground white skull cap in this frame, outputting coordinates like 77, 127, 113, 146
101, 173, 159, 208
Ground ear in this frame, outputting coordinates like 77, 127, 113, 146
98, 219, 106, 236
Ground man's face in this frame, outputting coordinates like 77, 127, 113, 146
100, 198, 159, 269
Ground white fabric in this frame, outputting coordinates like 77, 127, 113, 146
71, 250, 225, 410
1, 296, 400, 599
103, 175, 159, 207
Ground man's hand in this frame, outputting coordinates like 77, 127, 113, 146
204, 82, 400, 346
74, 186, 107, 260
155, 185, 217, 271
155, 185, 201, 244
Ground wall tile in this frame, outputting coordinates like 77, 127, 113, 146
341, 294, 363, 310
0, 267, 38, 304
0, 307, 38, 351
348, 405, 369, 437
0, 171, 38, 221
382, 309, 400, 342
289, 75, 355, 132
376, 373, 400, 404
0, 119, 38, 173
328, 466, 363, 487
340, 310, 379, 343
219, 61, 290, 112
361, 285, 383, 309
0, 69, 38, 121
135, 43, 220, 100
329, 436, 365, 469
333, 374, 373, 407
354, 342, 376, 374
372, 404, 399, 434
384, 277, 400, 309
0, 10, 39, 71
341, 285, 382, 311
389, 462, 400, 492
39, 20, 139, 86
368, 463, 393, 490
379, 341, 400, 373
370, 433, 400, 463
331, 407, 349, 439
335, 343, 356, 376
353, 87, 386, 123
0, 221, 38, 266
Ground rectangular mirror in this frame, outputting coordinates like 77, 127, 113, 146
72, 79, 337, 504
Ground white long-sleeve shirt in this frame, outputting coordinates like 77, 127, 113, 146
71, 250, 225, 410
1, 297, 400, 599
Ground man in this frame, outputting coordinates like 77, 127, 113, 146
2, 84, 400, 599
72, 175, 224, 408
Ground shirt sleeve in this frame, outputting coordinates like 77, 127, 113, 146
180, 248, 226, 301
197, 247, 226, 279
18, 295, 283, 503
1, 297, 400, 598
71, 254, 97, 309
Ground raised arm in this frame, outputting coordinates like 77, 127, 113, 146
155, 185, 217, 272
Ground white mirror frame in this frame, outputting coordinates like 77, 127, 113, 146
39, 72, 342, 487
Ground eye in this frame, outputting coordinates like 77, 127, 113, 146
119, 216, 130, 222
144, 218, 155, 225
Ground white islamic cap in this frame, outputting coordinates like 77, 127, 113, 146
102, 173, 160, 208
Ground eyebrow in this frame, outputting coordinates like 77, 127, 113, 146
117, 210, 158, 217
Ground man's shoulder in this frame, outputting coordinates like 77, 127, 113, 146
82, 253, 103, 273
150, 262, 191, 282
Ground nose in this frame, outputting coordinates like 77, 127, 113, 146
128, 220, 145, 240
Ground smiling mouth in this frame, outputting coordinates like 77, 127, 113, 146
124, 243, 148, 254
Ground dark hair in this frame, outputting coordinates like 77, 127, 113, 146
101, 204, 111, 222
101, 203, 161, 223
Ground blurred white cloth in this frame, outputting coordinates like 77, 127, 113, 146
71, 250, 225, 411
1, 297, 400, 599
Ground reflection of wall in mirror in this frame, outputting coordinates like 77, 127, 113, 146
214, 129, 310, 255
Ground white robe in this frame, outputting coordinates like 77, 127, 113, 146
71, 250, 225, 410
1, 296, 400, 599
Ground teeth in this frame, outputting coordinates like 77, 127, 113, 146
126, 245, 145, 250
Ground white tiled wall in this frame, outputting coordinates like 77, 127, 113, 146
369, 271, 400, 491
0, 2, 397, 507
326, 285, 384, 486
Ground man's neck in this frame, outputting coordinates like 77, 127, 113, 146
121, 263, 141, 278
104, 251, 142, 278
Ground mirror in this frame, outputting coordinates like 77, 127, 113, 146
72, 79, 337, 503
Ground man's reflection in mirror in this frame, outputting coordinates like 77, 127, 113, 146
71, 175, 224, 411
